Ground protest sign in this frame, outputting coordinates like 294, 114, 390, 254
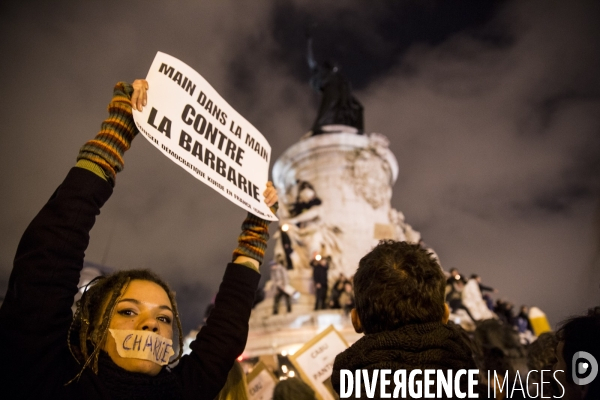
133, 51, 277, 220
247, 361, 278, 400
288, 325, 349, 400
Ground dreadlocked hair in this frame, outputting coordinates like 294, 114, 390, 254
66, 269, 184, 384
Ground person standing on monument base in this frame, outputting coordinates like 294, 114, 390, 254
271, 257, 292, 315
310, 252, 329, 310
0, 79, 278, 399
328, 278, 346, 309
338, 281, 355, 316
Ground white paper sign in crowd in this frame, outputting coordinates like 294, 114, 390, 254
246, 361, 278, 400
289, 325, 349, 400
133, 51, 277, 221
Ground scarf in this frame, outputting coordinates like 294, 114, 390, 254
97, 351, 183, 400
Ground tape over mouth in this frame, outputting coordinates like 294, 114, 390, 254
109, 329, 175, 366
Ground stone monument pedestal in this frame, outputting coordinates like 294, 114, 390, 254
244, 128, 421, 358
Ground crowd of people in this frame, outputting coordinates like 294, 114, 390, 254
327, 274, 355, 314
253, 241, 600, 399
308, 253, 356, 314
1, 80, 598, 400
269, 253, 357, 315
444, 267, 537, 337
326, 240, 599, 399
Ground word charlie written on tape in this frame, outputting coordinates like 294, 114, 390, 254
109, 329, 175, 365
133, 51, 277, 221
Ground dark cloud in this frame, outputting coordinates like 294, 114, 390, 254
267, 0, 505, 89
359, 0, 600, 317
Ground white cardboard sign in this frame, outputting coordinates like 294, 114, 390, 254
247, 361, 278, 400
133, 51, 277, 221
289, 325, 349, 400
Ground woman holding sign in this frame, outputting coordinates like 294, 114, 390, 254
0, 80, 277, 399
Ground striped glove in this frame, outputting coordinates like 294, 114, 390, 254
232, 204, 278, 266
77, 82, 137, 186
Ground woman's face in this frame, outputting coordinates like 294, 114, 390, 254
101, 279, 174, 376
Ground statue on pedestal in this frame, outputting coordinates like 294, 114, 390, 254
307, 36, 364, 135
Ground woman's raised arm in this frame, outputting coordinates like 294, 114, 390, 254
0, 81, 142, 395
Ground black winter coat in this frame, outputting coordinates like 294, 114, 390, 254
0, 168, 260, 399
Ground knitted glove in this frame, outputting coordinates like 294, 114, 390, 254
232, 204, 278, 266
77, 82, 137, 186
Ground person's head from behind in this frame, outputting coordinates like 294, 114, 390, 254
216, 361, 249, 400
554, 308, 600, 400
273, 377, 315, 400
69, 269, 184, 378
528, 332, 558, 396
351, 240, 447, 335
528, 332, 558, 372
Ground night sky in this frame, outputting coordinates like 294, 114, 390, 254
1, 0, 599, 332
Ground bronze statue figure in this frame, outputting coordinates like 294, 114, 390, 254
307, 36, 364, 135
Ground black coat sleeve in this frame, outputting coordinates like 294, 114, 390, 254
478, 283, 495, 293
0, 168, 112, 395
173, 263, 260, 400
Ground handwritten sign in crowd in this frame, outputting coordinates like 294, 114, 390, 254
247, 361, 278, 400
133, 52, 277, 220
289, 325, 349, 400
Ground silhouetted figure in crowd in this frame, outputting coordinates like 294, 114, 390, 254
470, 273, 497, 311
447, 268, 466, 285
311, 255, 330, 310
470, 273, 497, 294
339, 282, 355, 315
446, 274, 477, 322
280, 229, 294, 270
328, 279, 345, 309
495, 299, 516, 325
516, 305, 533, 333
271, 259, 292, 315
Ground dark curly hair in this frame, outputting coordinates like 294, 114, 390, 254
556, 307, 600, 398
67, 269, 184, 383
353, 240, 446, 334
